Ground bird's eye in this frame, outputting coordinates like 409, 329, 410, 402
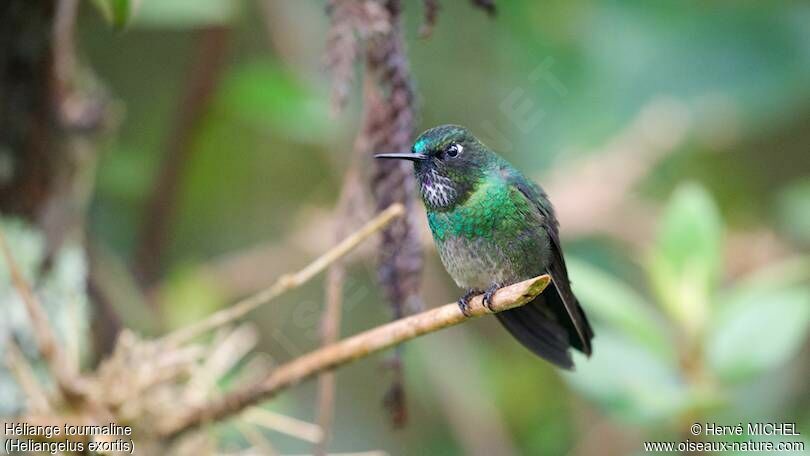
445, 143, 462, 158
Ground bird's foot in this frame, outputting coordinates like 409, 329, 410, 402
457, 289, 481, 317
482, 282, 503, 312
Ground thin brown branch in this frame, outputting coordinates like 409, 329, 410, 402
314, 265, 343, 455
53, 0, 109, 135
87, 246, 125, 360
133, 26, 231, 291
314, 171, 360, 455
52, 0, 78, 114
160, 203, 405, 347
157, 274, 551, 438
243, 407, 323, 443
4, 338, 52, 414
0, 229, 58, 364
235, 419, 280, 456
0, 227, 89, 402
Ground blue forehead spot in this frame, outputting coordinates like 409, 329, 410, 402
413, 138, 428, 154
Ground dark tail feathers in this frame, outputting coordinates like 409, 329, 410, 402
495, 285, 593, 369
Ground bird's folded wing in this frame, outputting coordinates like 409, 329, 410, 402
507, 174, 594, 355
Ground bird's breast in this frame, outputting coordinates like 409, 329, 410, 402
426, 181, 549, 289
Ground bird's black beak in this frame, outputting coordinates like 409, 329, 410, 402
374, 153, 428, 161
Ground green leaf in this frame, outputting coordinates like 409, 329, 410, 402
707, 286, 810, 383
720, 256, 810, 304
648, 182, 723, 336
567, 257, 674, 360
131, 0, 238, 28
92, 0, 134, 30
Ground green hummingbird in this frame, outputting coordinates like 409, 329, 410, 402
375, 125, 593, 368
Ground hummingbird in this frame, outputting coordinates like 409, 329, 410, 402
375, 125, 593, 368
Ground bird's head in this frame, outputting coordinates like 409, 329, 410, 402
375, 125, 495, 210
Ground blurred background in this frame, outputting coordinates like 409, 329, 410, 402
1, 1, 809, 455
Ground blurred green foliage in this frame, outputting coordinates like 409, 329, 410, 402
91, 0, 133, 30
776, 178, 810, 247
566, 184, 810, 434
131, 0, 240, 28
51, 0, 810, 453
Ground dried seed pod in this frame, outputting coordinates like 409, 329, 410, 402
363, 0, 423, 426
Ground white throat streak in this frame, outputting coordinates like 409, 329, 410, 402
420, 169, 456, 208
